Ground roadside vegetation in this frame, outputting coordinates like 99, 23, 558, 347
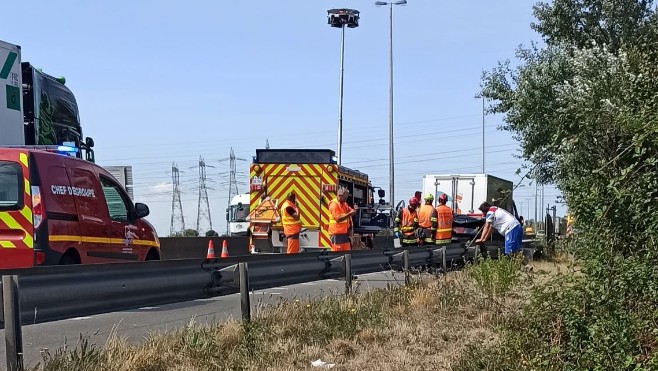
33, 255, 571, 371
467, 0, 658, 369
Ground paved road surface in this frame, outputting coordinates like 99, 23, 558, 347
0, 270, 406, 369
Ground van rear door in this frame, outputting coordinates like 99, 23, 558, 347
0, 151, 33, 268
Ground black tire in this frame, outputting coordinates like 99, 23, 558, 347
145, 249, 160, 261
59, 253, 79, 265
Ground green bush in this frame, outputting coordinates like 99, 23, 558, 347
458, 0, 658, 369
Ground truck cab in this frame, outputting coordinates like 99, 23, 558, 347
226, 193, 249, 237
0, 40, 95, 161
351, 187, 394, 237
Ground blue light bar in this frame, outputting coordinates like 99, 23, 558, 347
57, 145, 79, 153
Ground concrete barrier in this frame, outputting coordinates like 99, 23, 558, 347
160, 235, 395, 260
160, 237, 250, 260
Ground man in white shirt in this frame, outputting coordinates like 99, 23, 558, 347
475, 201, 523, 255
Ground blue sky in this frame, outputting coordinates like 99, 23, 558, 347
5, 1, 565, 235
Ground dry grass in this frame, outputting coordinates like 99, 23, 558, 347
32, 255, 572, 371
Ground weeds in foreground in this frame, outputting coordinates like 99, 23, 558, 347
454, 242, 658, 371
33, 258, 565, 371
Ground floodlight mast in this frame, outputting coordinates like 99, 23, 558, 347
327, 8, 360, 166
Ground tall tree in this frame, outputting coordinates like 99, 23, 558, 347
481, 0, 658, 255
532, 0, 655, 51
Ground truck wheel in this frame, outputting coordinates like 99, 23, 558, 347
59, 252, 80, 265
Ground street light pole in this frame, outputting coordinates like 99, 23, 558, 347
541, 184, 545, 231
388, 2, 394, 207
338, 24, 345, 166
376, 0, 406, 206
526, 198, 531, 219
534, 181, 538, 225
481, 96, 485, 173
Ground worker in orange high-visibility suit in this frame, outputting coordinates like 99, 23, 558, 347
328, 187, 358, 251
280, 192, 302, 254
417, 194, 438, 245
434, 193, 454, 244
394, 197, 420, 247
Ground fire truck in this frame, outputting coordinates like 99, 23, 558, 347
247, 149, 392, 253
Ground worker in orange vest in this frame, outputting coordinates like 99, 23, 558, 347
417, 194, 438, 245
328, 187, 358, 252
434, 193, 454, 244
280, 192, 302, 254
394, 197, 420, 247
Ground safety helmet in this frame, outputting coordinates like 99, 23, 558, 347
408, 197, 420, 207
438, 193, 448, 203
424, 193, 434, 201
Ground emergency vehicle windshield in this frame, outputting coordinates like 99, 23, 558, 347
0, 162, 21, 209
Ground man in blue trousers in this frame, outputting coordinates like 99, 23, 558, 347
475, 202, 523, 256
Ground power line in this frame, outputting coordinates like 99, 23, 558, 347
101, 113, 485, 151
98, 118, 502, 164
133, 146, 519, 194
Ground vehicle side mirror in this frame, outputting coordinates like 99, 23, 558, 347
378, 189, 385, 198
135, 203, 150, 219
226, 210, 229, 221
237, 202, 243, 211
85, 137, 95, 148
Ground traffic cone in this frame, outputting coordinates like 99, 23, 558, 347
221, 240, 229, 258
206, 240, 215, 259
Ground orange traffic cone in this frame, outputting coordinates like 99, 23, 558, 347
221, 240, 229, 258
206, 240, 215, 259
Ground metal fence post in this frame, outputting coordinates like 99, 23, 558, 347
239, 263, 251, 322
344, 254, 352, 296
442, 246, 447, 273
403, 249, 410, 286
3, 275, 23, 371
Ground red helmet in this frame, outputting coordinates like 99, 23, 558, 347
408, 197, 420, 207
438, 193, 448, 203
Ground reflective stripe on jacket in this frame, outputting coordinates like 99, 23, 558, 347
434, 204, 453, 241
280, 200, 302, 236
328, 199, 352, 235
394, 208, 418, 237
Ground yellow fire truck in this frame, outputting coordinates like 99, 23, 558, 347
247, 149, 391, 253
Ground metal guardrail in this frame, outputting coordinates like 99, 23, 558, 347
0, 241, 514, 326
0, 241, 513, 371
